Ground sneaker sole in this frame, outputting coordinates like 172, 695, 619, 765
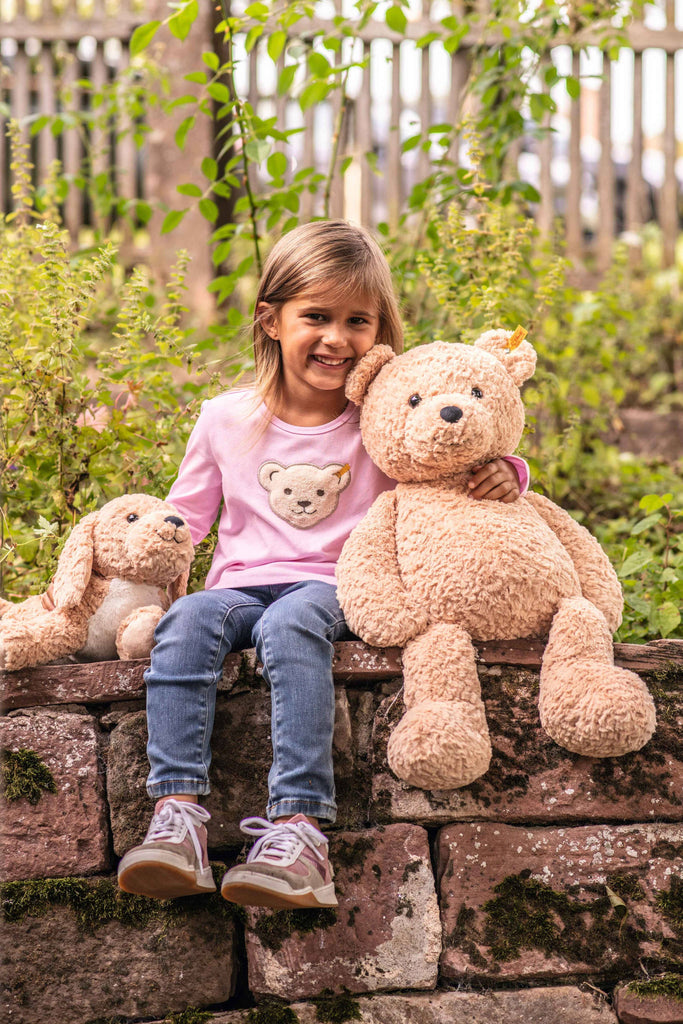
220, 875, 337, 910
118, 852, 216, 900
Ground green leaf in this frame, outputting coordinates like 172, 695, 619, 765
618, 550, 654, 578
385, 5, 407, 33
177, 182, 203, 197
245, 25, 263, 52
267, 151, 288, 178
244, 138, 271, 164
168, 0, 199, 42
639, 493, 671, 513
130, 21, 161, 56
207, 82, 232, 104
184, 71, 208, 84
278, 64, 297, 95
655, 601, 681, 637
308, 51, 332, 77
299, 81, 331, 111
161, 209, 188, 234
268, 30, 287, 62
175, 115, 196, 150
244, 1, 269, 17
201, 157, 219, 180
630, 513, 662, 535
198, 198, 219, 223
566, 75, 581, 99
202, 51, 220, 71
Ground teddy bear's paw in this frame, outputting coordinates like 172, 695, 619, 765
0, 639, 6, 671
387, 699, 492, 790
116, 605, 165, 661
539, 661, 657, 757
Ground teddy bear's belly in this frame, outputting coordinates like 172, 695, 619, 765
396, 493, 582, 641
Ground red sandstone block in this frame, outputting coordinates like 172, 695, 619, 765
245, 823, 441, 1000
0, 709, 109, 881
371, 667, 683, 826
614, 982, 683, 1024
437, 822, 683, 982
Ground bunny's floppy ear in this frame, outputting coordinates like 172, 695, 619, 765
345, 345, 396, 407
52, 511, 98, 609
474, 327, 536, 387
168, 568, 190, 605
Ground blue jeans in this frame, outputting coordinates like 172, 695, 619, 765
144, 580, 349, 823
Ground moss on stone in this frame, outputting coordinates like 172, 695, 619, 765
247, 999, 299, 1023
164, 1009, 214, 1024
331, 835, 376, 882
0, 875, 237, 931
250, 907, 338, 952
1, 748, 57, 805
313, 988, 363, 1022
656, 875, 683, 935
606, 873, 647, 902
627, 973, 683, 1002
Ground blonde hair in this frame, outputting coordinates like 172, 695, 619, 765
252, 220, 403, 415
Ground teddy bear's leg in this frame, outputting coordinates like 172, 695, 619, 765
0, 610, 88, 672
387, 623, 491, 790
116, 605, 166, 661
539, 596, 656, 757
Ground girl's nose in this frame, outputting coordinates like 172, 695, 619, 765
322, 321, 345, 346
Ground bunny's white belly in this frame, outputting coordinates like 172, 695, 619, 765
78, 579, 166, 661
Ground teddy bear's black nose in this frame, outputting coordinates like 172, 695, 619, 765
298, 501, 312, 508
164, 515, 185, 527
440, 406, 463, 423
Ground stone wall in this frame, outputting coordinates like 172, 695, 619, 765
1, 639, 682, 1024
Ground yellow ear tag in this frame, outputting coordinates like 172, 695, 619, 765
506, 326, 528, 351
334, 463, 351, 480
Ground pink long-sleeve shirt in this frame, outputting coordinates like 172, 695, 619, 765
168, 389, 530, 591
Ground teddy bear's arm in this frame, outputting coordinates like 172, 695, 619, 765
337, 489, 429, 647
524, 492, 623, 633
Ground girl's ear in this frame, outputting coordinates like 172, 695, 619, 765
345, 344, 395, 406
52, 512, 98, 608
257, 302, 280, 340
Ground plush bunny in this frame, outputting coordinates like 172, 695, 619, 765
336, 331, 656, 790
0, 494, 194, 672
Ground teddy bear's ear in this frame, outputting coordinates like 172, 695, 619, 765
345, 345, 396, 406
52, 511, 98, 608
168, 567, 190, 605
474, 329, 537, 387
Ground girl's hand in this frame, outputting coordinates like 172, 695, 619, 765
468, 459, 520, 503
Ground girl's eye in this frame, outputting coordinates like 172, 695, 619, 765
471, 387, 483, 399
408, 393, 422, 407
127, 513, 139, 523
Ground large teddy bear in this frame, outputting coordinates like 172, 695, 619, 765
336, 330, 656, 790
0, 494, 194, 672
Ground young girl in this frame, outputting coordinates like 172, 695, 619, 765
117, 220, 528, 910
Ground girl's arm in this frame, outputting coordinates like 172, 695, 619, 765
468, 456, 529, 503
167, 406, 224, 545
337, 489, 429, 648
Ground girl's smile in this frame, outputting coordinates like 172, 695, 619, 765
260, 288, 380, 424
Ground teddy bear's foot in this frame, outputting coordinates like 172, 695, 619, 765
539, 659, 656, 757
387, 699, 492, 790
116, 605, 165, 661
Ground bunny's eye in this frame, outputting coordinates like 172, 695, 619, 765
127, 513, 139, 523
471, 387, 483, 399
408, 393, 422, 407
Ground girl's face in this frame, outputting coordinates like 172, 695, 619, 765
262, 286, 380, 417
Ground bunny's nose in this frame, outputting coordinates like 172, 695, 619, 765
164, 515, 185, 527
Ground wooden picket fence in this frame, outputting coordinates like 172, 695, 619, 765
1, 0, 681, 288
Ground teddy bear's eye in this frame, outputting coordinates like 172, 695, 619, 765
408, 393, 422, 407
316, 489, 325, 497
284, 488, 292, 495
471, 387, 483, 399
126, 513, 139, 523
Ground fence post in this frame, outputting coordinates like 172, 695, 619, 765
143, 0, 215, 320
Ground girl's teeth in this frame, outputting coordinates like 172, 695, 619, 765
315, 355, 346, 365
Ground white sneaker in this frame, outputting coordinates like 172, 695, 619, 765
118, 799, 216, 899
220, 814, 338, 909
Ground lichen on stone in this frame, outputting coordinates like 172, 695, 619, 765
250, 907, 337, 952
1, 747, 57, 805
